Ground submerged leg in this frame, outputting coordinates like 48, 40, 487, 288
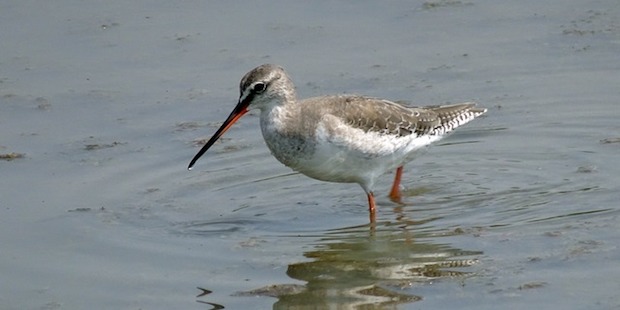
389, 166, 404, 202
367, 192, 377, 223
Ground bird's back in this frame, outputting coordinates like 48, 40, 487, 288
299, 95, 486, 138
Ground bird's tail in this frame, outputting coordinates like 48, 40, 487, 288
430, 102, 487, 135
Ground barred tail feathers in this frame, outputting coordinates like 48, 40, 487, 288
430, 102, 486, 136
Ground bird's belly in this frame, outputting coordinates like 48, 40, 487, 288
292, 147, 402, 184
262, 122, 441, 185
266, 134, 412, 184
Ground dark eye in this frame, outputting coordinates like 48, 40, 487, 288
253, 82, 266, 93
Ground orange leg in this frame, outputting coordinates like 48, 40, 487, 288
389, 166, 404, 202
367, 192, 377, 223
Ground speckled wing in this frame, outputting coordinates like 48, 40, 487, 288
304, 96, 485, 138
320, 96, 457, 137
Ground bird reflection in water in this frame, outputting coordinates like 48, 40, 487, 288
234, 217, 482, 309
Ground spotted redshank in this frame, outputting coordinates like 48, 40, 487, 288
189, 64, 486, 221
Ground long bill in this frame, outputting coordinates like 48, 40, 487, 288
188, 100, 249, 170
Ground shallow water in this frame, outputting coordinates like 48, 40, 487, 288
2, 1, 620, 309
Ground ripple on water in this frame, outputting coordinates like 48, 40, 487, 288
171, 218, 263, 236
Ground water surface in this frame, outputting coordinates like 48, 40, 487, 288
1, 0, 619, 309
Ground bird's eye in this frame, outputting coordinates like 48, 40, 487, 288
253, 82, 266, 93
